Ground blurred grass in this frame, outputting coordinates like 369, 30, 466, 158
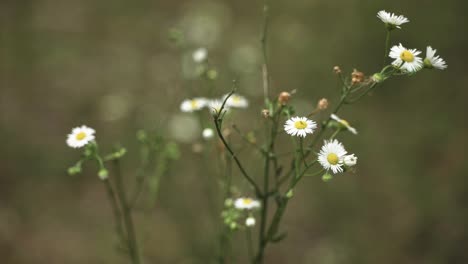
1, 0, 467, 263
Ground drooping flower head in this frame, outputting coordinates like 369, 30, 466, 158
318, 139, 348, 174
377, 10, 409, 30
331, 114, 358, 135
180, 98, 208, 112
389, 44, 423, 72
284, 117, 317, 138
424, 46, 447, 70
66, 125, 95, 148
224, 93, 249, 108
234, 197, 261, 210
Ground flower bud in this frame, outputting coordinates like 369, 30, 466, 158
344, 154, 357, 167
351, 69, 365, 84
278, 92, 291, 105
322, 172, 333, 182
261, 109, 270, 118
333, 66, 342, 74
98, 169, 109, 180
317, 98, 329, 110
245, 217, 256, 227
202, 128, 214, 139
372, 73, 385, 83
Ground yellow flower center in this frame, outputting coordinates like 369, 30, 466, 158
327, 153, 339, 165
232, 96, 240, 102
75, 132, 86, 141
294, 121, 307, 129
191, 100, 198, 108
400, 50, 414, 62
243, 198, 253, 205
340, 119, 350, 127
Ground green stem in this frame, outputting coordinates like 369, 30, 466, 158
261, 0, 270, 101
103, 179, 126, 248
383, 30, 391, 66
113, 160, 141, 264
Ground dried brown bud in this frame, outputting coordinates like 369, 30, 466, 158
317, 98, 329, 110
261, 109, 270, 118
333, 66, 342, 74
278, 92, 291, 105
351, 69, 365, 84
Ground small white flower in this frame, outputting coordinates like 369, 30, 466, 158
245, 217, 256, 227
208, 99, 229, 116
234, 197, 261, 210
344, 154, 358, 167
202, 128, 215, 139
224, 94, 249, 108
284, 116, 317, 138
66, 125, 95, 148
377, 10, 409, 29
180, 98, 208, 112
318, 139, 348, 174
389, 44, 423, 72
331, 114, 358, 135
424, 46, 447, 70
192, 48, 207, 62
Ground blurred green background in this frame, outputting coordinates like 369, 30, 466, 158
1, 0, 468, 263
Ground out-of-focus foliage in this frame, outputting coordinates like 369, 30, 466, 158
1, 0, 467, 263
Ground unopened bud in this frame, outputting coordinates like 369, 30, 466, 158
278, 92, 291, 105
98, 169, 109, 180
333, 66, 342, 74
261, 109, 270, 118
372, 73, 385, 83
317, 98, 329, 110
351, 69, 365, 84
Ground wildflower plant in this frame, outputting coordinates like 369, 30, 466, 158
66, 127, 179, 264
204, 6, 447, 264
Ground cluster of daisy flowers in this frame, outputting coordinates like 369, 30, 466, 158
284, 114, 358, 176
222, 197, 261, 229
180, 93, 249, 115
377, 10, 447, 72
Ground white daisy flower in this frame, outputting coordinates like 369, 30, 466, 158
202, 128, 215, 139
66, 125, 95, 148
245, 217, 256, 227
192, 48, 207, 62
424, 46, 447, 70
331, 114, 358, 135
284, 116, 317, 138
208, 99, 229, 116
377, 10, 409, 29
344, 154, 358, 167
234, 197, 261, 210
223, 94, 249, 108
180, 98, 208, 112
318, 139, 348, 174
389, 44, 423, 72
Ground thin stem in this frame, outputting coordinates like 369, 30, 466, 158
213, 95, 262, 197
113, 160, 141, 264
246, 228, 254, 262
261, 0, 270, 101
103, 179, 126, 247
383, 30, 391, 66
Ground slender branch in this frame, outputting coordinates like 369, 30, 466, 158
383, 30, 391, 66
113, 160, 141, 264
213, 91, 262, 197
103, 179, 126, 247
261, 0, 270, 101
